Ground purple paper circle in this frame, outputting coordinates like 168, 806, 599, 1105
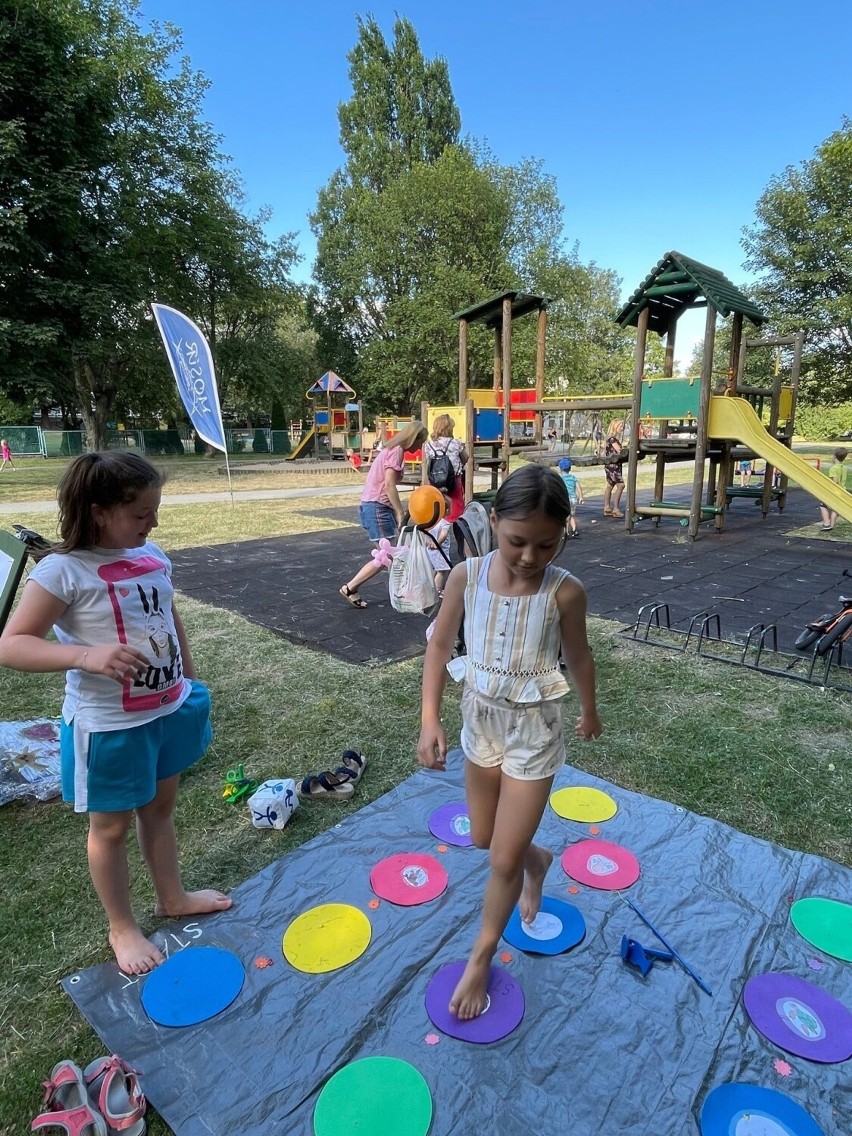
424, 962, 525, 1043
742, 972, 852, 1063
370, 853, 448, 906
428, 802, 472, 847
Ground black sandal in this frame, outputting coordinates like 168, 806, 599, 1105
340, 585, 367, 609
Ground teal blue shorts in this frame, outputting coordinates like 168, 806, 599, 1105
60, 680, 212, 813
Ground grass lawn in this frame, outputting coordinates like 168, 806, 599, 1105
0, 462, 850, 1134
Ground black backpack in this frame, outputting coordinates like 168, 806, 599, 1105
427, 442, 456, 492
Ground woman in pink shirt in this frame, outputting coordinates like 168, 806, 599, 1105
340, 420, 428, 608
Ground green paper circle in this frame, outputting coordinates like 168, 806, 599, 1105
791, 896, 852, 961
314, 1057, 432, 1136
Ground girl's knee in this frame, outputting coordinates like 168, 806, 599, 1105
469, 826, 492, 851
89, 811, 132, 844
489, 846, 525, 879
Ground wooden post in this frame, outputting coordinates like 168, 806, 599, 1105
625, 306, 649, 532
458, 319, 468, 404
688, 305, 717, 541
492, 326, 502, 396
420, 401, 430, 485
464, 397, 475, 505
713, 311, 743, 529
535, 306, 547, 446
501, 297, 513, 480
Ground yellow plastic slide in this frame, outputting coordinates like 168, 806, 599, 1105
708, 396, 852, 523
286, 426, 316, 460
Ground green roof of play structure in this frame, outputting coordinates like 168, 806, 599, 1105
452, 291, 551, 327
615, 252, 767, 335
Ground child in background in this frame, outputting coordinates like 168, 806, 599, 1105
0, 451, 231, 975
739, 458, 753, 487
0, 438, 14, 471
819, 448, 848, 531
425, 496, 453, 594
418, 464, 601, 1020
557, 457, 584, 537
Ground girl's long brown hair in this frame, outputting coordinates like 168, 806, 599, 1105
56, 452, 164, 551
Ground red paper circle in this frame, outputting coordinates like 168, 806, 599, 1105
370, 853, 448, 906
561, 839, 640, 890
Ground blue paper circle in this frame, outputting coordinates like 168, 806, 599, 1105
502, 895, 585, 955
141, 945, 245, 1027
700, 1083, 825, 1136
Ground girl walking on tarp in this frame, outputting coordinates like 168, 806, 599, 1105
417, 464, 601, 1020
0, 452, 231, 975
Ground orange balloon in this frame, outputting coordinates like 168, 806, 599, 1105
409, 485, 446, 527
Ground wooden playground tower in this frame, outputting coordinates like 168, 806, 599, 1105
615, 251, 809, 540
423, 290, 632, 500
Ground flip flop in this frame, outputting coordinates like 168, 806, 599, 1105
84, 1056, 146, 1136
32, 1061, 107, 1136
336, 749, 367, 783
339, 585, 367, 609
297, 772, 355, 800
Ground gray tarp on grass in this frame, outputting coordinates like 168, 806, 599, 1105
63, 753, 851, 1135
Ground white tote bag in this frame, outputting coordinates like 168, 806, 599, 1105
389, 525, 439, 614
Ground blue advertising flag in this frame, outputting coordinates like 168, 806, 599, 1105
151, 304, 226, 452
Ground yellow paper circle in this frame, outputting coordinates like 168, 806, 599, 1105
282, 903, 372, 973
549, 786, 617, 823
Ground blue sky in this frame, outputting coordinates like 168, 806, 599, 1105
138, 0, 851, 361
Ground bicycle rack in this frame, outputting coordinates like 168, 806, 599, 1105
621, 605, 852, 694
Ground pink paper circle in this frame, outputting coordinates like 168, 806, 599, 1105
561, 839, 640, 890
370, 853, 448, 906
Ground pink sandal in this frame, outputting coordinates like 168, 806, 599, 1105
84, 1056, 146, 1136
32, 1061, 107, 1135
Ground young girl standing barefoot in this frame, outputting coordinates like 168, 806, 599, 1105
417, 464, 601, 1020
0, 452, 231, 974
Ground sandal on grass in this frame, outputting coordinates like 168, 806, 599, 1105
32, 1061, 107, 1136
336, 749, 367, 783
84, 1055, 146, 1136
298, 771, 355, 800
339, 584, 367, 609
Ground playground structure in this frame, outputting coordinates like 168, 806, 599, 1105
286, 371, 363, 461
421, 291, 632, 502
615, 251, 852, 539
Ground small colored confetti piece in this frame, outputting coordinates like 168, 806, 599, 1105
807, 958, 824, 970
254, 957, 274, 969
425, 1033, 440, 1045
787, 894, 795, 904
368, 899, 380, 909
773, 1058, 792, 1077
589, 825, 601, 835
567, 885, 580, 895
499, 951, 513, 964
436, 844, 448, 853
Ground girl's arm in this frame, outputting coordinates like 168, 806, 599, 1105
0, 581, 148, 681
577, 478, 584, 504
417, 563, 465, 770
383, 463, 405, 524
556, 577, 602, 741
173, 605, 197, 680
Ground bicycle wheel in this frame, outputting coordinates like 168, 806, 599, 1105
815, 610, 852, 656
794, 613, 833, 650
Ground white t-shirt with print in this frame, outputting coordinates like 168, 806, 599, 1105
29, 542, 190, 732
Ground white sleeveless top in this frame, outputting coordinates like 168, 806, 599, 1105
446, 552, 572, 704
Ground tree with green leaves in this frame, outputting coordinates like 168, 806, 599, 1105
0, 0, 309, 447
311, 15, 483, 412
743, 118, 852, 405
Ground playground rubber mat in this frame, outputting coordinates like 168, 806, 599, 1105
169, 486, 849, 663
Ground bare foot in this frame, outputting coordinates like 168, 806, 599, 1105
519, 846, 553, 924
109, 925, 165, 975
154, 889, 232, 918
449, 953, 492, 1020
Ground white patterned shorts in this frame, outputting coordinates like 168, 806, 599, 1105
460, 687, 565, 780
